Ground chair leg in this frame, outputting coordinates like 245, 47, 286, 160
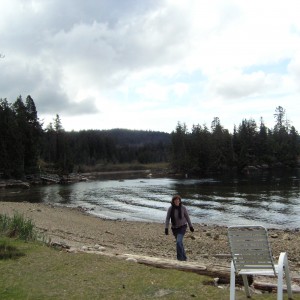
230, 261, 236, 300
242, 275, 251, 298
278, 252, 293, 300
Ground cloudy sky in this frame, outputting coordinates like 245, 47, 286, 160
1, 0, 300, 133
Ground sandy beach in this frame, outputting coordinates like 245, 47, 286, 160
1, 200, 300, 293
1, 201, 299, 269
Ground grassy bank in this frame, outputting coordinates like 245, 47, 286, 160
1, 238, 299, 299
0, 237, 216, 299
1, 213, 298, 299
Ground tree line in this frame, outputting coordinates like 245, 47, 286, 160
0, 96, 170, 178
1, 95, 299, 179
0, 96, 43, 178
170, 107, 300, 174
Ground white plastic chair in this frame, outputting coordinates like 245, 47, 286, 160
228, 225, 293, 300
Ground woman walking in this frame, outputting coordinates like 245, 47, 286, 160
165, 195, 194, 261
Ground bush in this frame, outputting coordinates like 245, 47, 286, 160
0, 213, 36, 241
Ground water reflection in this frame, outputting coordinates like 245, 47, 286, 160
1, 169, 300, 229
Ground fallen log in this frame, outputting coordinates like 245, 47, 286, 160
74, 247, 250, 285
253, 281, 300, 294
76, 248, 236, 283
116, 253, 246, 285
119, 254, 300, 293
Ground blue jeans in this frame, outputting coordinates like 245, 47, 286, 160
172, 225, 187, 261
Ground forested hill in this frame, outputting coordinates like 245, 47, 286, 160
39, 128, 172, 175
0, 96, 172, 179
1, 95, 300, 179
101, 128, 171, 146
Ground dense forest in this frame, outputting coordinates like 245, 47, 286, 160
171, 109, 300, 174
0, 95, 299, 179
0, 96, 170, 178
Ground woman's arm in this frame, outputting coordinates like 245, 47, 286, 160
165, 206, 172, 229
183, 206, 193, 229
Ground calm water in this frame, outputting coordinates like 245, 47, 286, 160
1, 170, 300, 229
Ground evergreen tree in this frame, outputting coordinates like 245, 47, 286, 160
274, 106, 287, 132
0, 98, 23, 178
234, 119, 258, 170
1, 94, 300, 177
49, 114, 74, 173
171, 122, 189, 172
272, 106, 295, 165
255, 118, 272, 164
189, 124, 211, 173
12, 95, 43, 174
12, 96, 27, 174
210, 117, 233, 170
25, 95, 43, 172
287, 126, 300, 166
53, 114, 63, 132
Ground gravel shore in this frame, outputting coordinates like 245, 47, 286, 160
1, 201, 300, 281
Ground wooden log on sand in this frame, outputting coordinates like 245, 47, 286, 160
77, 250, 242, 285
119, 254, 250, 285
253, 281, 300, 294
118, 254, 300, 293
70, 247, 300, 292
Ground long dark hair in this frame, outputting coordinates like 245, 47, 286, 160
170, 195, 182, 226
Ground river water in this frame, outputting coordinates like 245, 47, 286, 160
1, 169, 300, 229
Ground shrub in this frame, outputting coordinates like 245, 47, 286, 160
0, 213, 36, 241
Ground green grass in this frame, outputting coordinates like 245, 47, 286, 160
1, 214, 298, 299
0, 240, 25, 259
0, 213, 36, 241
0, 237, 299, 299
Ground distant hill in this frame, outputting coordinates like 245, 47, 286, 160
101, 128, 171, 147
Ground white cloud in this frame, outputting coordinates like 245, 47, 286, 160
209, 70, 282, 99
1, 0, 300, 133
288, 55, 300, 84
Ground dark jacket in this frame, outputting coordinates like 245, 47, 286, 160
165, 204, 193, 229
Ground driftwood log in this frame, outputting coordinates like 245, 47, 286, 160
121, 254, 231, 283
253, 281, 300, 293
119, 254, 253, 285
120, 254, 300, 293
73, 249, 300, 292
77, 249, 247, 285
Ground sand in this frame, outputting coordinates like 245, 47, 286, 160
1, 201, 299, 269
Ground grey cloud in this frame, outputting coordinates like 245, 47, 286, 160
1, 0, 189, 118
3, 0, 165, 66
0, 56, 98, 115
3, 1, 187, 70
0, 59, 44, 99
212, 72, 281, 99
214, 81, 265, 99
36, 90, 98, 116
3, 0, 162, 40
47, 3, 190, 85
64, 97, 99, 115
